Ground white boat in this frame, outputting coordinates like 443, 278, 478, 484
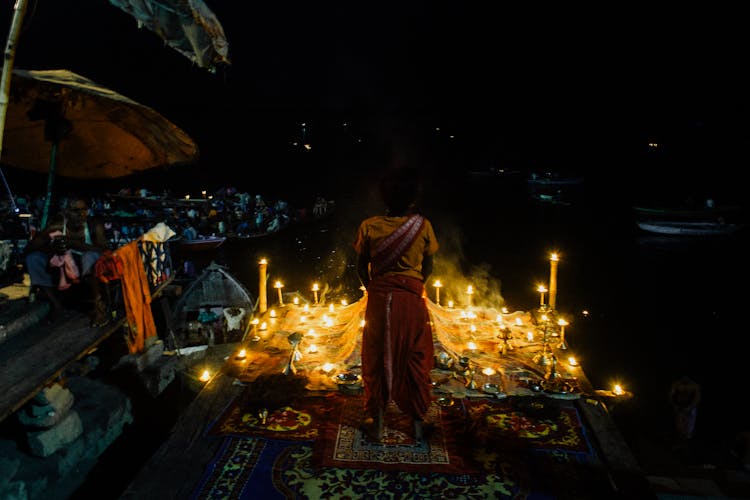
636, 220, 744, 236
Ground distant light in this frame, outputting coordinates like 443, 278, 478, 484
304, 144, 312, 150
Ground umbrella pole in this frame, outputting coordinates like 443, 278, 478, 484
0, 0, 30, 208
40, 141, 58, 229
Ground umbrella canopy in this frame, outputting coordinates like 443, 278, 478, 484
2, 68, 199, 179
108, 0, 230, 71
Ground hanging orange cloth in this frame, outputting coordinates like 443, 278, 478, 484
112, 240, 157, 354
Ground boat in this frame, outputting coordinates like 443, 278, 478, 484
633, 202, 742, 222
171, 261, 255, 345
531, 192, 572, 206
173, 235, 226, 252
527, 171, 584, 187
636, 220, 744, 236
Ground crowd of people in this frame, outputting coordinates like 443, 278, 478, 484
4, 186, 334, 249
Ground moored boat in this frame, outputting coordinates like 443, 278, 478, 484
174, 235, 226, 251
636, 220, 744, 236
527, 171, 584, 187
632, 202, 742, 222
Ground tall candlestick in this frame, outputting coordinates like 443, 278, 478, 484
312, 283, 319, 305
557, 318, 569, 350
467, 285, 473, 308
549, 252, 559, 309
275, 280, 284, 306
259, 259, 268, 314
433, 279, 442, 305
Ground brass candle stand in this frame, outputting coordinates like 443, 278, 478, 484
282, 331, 303, 375
498, 327, 514, 356
533, 319, 554, 366
459, 356, 478, 390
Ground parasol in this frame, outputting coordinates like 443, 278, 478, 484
108, 0, 231, 71
1, 68, 199, 226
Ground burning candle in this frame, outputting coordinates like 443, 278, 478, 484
567, 356, 578, 366
322, 362, 335, 373
448, 300, 454, 309
433, 279, 442, 305
312, 283, 319, 305
235, 348, 247, 360
549, 252, 559, 309
482, 367, 496, 376
260, 321, 268, 331
613, 384, 624, 396
293, 296, 299, 306
537, 284, 547, 306
308, 344, 318, 353
259, 259, 268, 313
199, 369, 211, 382
275, 280, 284, 306
250, 318, 259, 341
467, 285, 474, 308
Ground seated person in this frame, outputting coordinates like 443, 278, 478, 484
24, 197, 110, 326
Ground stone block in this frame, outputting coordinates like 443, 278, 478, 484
136, 339, 165, 372
18, 384, 75, 429
26, 410, 83, 458
140, 354, 178, 396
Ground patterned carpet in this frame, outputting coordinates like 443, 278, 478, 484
193, 392, 615, 499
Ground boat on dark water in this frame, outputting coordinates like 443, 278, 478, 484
173, 235, 227, 252
632, 202, 743, 222
636, 220, 745, 236
527, 171, 585, 187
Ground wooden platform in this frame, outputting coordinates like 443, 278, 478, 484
121, 346, 654, 498
0, 310, 126, 424
120, 355, 243, 499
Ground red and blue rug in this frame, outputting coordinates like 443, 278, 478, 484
193, 393, 610, 499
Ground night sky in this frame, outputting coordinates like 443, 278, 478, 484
2, 2, 748, 190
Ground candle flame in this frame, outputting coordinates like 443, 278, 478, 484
293, 297, 299, 305
482, 367, 496, 376
322, 363, 335, 373
568, 356, 578, 366
312, 283, 319, 291
467, 341, 477, 350
467, 285, 473, 294
557, 318, 568, 326
526, 331, 534, 342
270, 309, 277, 318
199, 369, 211, 382
537, 284, 548, 293
550, 252, 559, 262
434, 279, 442, 288
613, 384, 624, 395
308, 344, 318, 353
275, 281, 283, 288
259, 258, 267, 265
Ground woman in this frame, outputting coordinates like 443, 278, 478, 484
352, 167, 439, 443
